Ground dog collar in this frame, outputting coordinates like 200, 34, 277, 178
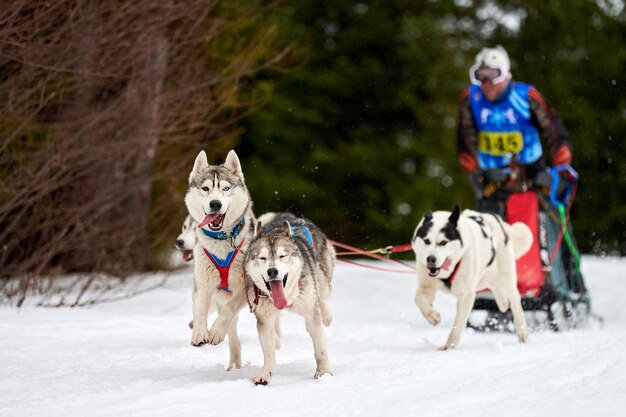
201, 216, 246, 241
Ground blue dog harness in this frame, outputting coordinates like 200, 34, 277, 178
291, 225, 314, 248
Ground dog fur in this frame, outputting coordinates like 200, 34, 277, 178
244, 216, 335, 385
412, 205, 532, 350
185, 150, 255, 370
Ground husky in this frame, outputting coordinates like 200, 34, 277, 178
175, 214, 202, 329
244, 216, 335, 385
185, 149, 255, 370
412, 205, 532, 350
175, 214, 197, 263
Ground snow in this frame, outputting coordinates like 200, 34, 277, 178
1, 256, 625, 417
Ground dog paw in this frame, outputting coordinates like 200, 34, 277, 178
207, 328, 226, 345
252, 373, 272, 385
191, 329, 209, 346
226, 361, 242, 371
322, 313, 333, 327
439, 342, 456, 351
517, 327, 529, 343
314, 368, 333, 379
423, 308, 441, 326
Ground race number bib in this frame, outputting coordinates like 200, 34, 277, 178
478, 131, 523, 156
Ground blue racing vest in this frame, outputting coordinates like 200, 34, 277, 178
469, 82, 543, 169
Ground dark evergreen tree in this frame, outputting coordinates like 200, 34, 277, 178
239, 0, 626, 254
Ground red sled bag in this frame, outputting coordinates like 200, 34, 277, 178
506, 191, 545, 297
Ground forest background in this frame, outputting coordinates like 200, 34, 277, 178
1, 0, 624, 302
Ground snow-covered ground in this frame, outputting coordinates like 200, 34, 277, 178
1, 256, 625, 417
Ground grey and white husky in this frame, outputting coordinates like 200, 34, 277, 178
412, 205, 532, 350
244, 216, 335, 385
175, 214, 197, 263
185, 149, 255, 370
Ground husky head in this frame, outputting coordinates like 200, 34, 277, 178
245, 221, 302, 310
175, 214, 197, 262
412, 205, 465, 279
185, 150, 250, 233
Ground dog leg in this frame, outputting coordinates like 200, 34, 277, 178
304, 310, 332, 379
316, 270, 333, 327
490, 285, 511, 313
442, 293, 476, 350
207, 297, 244, 345
226, 313, 242, 370
415, 282, 441, 325
274, 315, 281, 350
191, 284, 212, 346
319, 299, 333, 327
504, 268, 529, 343
510, 296, 529, 343
252, 309, 279, 385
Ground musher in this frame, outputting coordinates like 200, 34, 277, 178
456, 46, 591, 329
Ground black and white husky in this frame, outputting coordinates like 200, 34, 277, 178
412, 205, 533, 350
244, 216, 335, 385
185, 150, 255, 370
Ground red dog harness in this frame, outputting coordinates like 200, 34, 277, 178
203, 238, 246, 293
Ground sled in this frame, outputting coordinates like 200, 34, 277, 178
468, 165, 597, 332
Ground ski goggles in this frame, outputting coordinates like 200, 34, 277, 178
469, 65, 508, 85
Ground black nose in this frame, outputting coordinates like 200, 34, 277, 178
175, 239, 184, 249
209, 200, 222, 212
426, 255, 437, 265
267, 267, 279, 279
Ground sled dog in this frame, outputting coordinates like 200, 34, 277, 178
245, 216, 335, 385
412, 205, 532, 349
185, 149, 255, 370
175, 214, 197, 263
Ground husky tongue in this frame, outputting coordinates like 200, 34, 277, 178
269, 280, 288, 310
441, 258, 452, 271
198, 213, 221, 228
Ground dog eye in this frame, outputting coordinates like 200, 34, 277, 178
202, 186, 209, 192
279, 255, 287, 259
258, 257, 267, 261
222, 186, 230, 192
423, 238, 431, 245
438, 240, 448, 246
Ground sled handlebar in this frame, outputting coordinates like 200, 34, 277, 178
549, 164, 578, 207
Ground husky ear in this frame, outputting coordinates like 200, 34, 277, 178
255, 221, 263, 239
224, 150, 244, 181
424, 211, 433, 221
282, 220, 292, 236
189, 150, 208, 183
449, 205, 461, 226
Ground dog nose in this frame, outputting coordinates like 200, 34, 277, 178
175, 239, 184, 249
267, 267, 279, 280
209, 200, 222, 212
426, 255, 437, 265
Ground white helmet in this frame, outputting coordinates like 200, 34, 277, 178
469, 46, 512, 85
